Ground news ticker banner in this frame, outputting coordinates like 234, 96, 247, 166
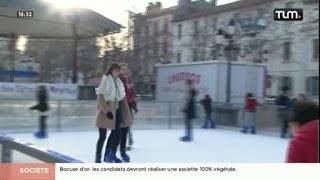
0, 163, 319, 180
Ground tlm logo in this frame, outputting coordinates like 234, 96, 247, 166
274, 9, 303, 21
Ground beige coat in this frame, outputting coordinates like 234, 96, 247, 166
95, 94, 133, 129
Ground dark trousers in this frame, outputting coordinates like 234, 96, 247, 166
281, 118, 289, 138
128, 127, 133, 145
106, 101, 123, 153
96, 128, 107, 158
184, 116, 193, 138
39, 115, 47, 133
127, 108, 133, 146
106, 127, 129, 153
279, 110, 289, 138
120, 127, 129, 153
203, 112, 215, 128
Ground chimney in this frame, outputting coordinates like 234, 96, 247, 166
147, 2, 162, 14
211, 0, 217, 6
156, 2, 162, 8
178, 0, 191, 6
146, 2, 154, 11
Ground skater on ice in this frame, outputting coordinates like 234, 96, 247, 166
29, 85, 50, 139
200, 94, 215, 129
94, 63, 133, 163
275, 86, 293, 138
180, 79, 197, 142
104, 63, 135, 163
241, 93, 258, 134
119, 63, 138, 152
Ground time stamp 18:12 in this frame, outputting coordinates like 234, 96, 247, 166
17, 11, 34, 18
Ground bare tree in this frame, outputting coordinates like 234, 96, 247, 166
26, 40, 73, 82
78, 39, 100, 85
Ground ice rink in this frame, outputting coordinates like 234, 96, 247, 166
8, 128, 290, 163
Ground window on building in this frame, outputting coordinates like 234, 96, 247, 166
313, 39, 319, 60
163, 19, 169, 34
212, 17, 217, 34
177, 52, 181, 63
154, 21, 159, 36
153, 41, 158, 57
163, 38, 167, 55
279, 76, 293, 92
201, 49, 206, 61
285, 2, 294, 8
178, 24, 183, 40
193, 49, 198, 62
283, 42, 291, 62
257, 8, 266, 17
211, 48, 217, 60
267, 75, 272, 88
194, 21, 199, 40
284, 2, 294, 24
145, 25, 149, 37
306, 76, 319, 96
144, 46, 149, 60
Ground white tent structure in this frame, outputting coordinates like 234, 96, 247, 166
0, 0, 123, 82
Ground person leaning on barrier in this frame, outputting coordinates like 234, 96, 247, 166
285, 100, 319, 163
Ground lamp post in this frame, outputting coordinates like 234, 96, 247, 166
9, 34, 17, 82
70, 11, 80, 84
216, 19, 236, 103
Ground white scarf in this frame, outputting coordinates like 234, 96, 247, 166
95, 75, 126, 102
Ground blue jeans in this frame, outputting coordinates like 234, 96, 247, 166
184, 116, 193, 139
203, 112, 215, 128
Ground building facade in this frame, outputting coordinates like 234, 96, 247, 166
134, 0, 319, 99
133, 2, 175, 95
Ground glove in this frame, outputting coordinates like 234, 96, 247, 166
106, 112, 113, 119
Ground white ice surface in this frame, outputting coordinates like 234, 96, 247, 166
8, 129, 290, 163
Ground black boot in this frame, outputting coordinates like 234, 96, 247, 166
95, 154, 101, 163
241, 127, 248, 134
120, 150, 130, 163
250, 126, 256, 134
103, 148, 110, 162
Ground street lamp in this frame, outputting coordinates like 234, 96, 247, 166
216, 19, 237, 103
9, 34, 17, 82
69, 10, 80, 84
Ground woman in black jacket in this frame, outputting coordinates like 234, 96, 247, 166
29, 85, 49, 138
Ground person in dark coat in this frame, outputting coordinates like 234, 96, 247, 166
275, 86, 292, 138
180, 79, 197, 142
200, 94, 215, 129
286, 100, 319, 163
29, 85, 50, 138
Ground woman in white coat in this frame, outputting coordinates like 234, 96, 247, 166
95, 63, 127, 163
